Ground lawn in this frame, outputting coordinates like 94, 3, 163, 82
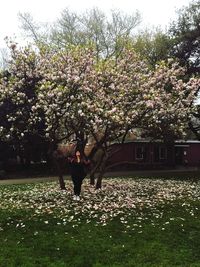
0, 177, 200, 267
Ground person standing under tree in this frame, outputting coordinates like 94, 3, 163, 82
68, 149, 90, 200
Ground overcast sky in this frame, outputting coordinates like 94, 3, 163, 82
0, 0, 191, 49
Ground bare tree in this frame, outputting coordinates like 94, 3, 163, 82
0, 48, 9, 70
52, 8, 141, 59
18, 12, 51, 46
19, 8, 141, 58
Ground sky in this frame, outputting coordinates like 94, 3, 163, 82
0, 0, 192, 49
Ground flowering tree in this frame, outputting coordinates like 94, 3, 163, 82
138, 61, 200, 166
32, 46, 155, 188
0, 43, 47, 166
89, 59, 200, 186
1, 43, 199, 189
140, 61, 199, 139
35, 45, 200, 188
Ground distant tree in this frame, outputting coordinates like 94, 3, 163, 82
19, 8, 141, 59
0, 47, 9, 70
132, 28, 172, 68
188, 111, 200, 139
169, 0, 200, 139
169, 0, 200, 76
53, 8, 141, 59
18, 12, 51, 46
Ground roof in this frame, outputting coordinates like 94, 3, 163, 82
122, 139, 200, 144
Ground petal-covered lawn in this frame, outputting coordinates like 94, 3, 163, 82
0, 177, 200, 267
0, 178, 199, 227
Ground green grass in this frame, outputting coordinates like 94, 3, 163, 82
0, 178, 200, 267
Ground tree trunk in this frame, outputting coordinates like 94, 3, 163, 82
89, 160, 101, 185
51, 149, 67, 190
90, 173, 95, 185
58, 172, 66, 190
88, 147, 105, 186
96, 173, 103, 189
95, 156, 107, 189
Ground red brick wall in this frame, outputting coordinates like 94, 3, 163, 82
187, 144, 200, 166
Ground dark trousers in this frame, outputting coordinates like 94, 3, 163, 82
72, 176, 84, 196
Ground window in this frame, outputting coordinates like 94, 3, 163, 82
135, 146, 144, 160
154, 145, 167, 162
159, 146, 166, 159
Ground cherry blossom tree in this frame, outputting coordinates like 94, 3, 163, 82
0, 43, 47, 166
1, 43, 199, 189
35, 45, 200, 188
138, 60, 200, 166
141, 61, 199, 141
31, 46, 153, 188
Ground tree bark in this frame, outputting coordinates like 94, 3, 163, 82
89, 157, 102, 185
51, 144, 67, 190
58, 172, 66, 190
95, 166, 106, 189
96, 173, 103, 189
54, 157, 67, 190
95, 155, 107, 189
90, 173, 95, 185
